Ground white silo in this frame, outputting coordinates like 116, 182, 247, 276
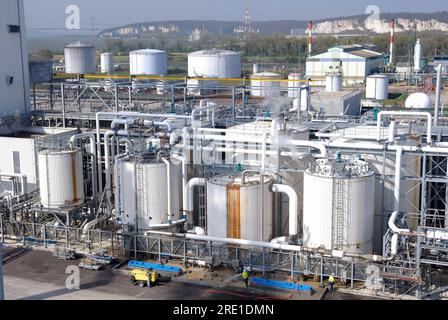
288, 73, 304, 98
129, 49, 168, 75
100, 52, 114, 74
188, 49, 241, 78
64, 42, 96, 74
251, 72, 281, 97
325, 73, 342, 92
414, 39, 422, 72
302, 158, 375, 254
206, 174, 273, 242
118, 155, 182, 232
405, 92, 432, 109
366, 75, 389, 100
38, 149, 85, 209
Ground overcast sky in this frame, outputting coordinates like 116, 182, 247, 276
24, 0, 448, 29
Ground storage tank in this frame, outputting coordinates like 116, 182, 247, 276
206, 174, 273, 242
288, 73, 304, 98
129, 49, 168, 76
405, 92, 432, 109
325, 73, 342, 92
414, 39, 422, 72
188, 49, 241, 78
302, 158, 375, 254
366, 75, 389, 100
251, 72, 281, 97
119, 154, 182, 232
100, 52, 114, 74
64, 42, 96, 74
38, 149, 85, 209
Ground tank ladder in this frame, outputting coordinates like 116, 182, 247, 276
135, 161, 146, 230
332, 178, 346, 250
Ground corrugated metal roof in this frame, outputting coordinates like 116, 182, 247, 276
349, 50, 382, 59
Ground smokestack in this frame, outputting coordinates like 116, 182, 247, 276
308, 21, 313, 56
389, 19, 395, 65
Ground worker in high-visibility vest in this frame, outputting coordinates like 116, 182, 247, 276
241, 269, 250, 288
328, 274, 335, 292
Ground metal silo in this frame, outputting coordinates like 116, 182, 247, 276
118, 155, 182, 232
302, 158, 375, 254
325, 73, 342, 92
366, 75, 389, 100
206, 174, 273, 242
100, 52, 114, 74
251, 72, 281, 97
129, 49, 168, 75
38, 149, 85, 209
288, 73, 304, 98
188, 49, 241, 79
64, 42, 96, 74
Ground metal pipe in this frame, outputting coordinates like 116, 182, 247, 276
161, 158, 173, 223
184, 177, 206, 214
435, 64, 442, 126
270, 184, 299, 240
114, 153, 129, 221
0, 173, 28, 195
377, 111, 432, 144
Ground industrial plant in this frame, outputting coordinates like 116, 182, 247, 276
2, 0, 448, 302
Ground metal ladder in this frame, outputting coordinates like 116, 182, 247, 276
332, 178, 345, 250
135, 162, 146, 229
197, 165, 207, 228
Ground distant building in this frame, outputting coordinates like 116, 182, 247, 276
189, 27, 208, 42
306, 44, 385, 85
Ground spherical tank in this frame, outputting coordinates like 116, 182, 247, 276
366, 75, 389, 100
38, 149, 85, 209
251, 72, 281, 97
129, 49, 168, 76
206, 174, 273, 242
288, 73, 304, 98
405, 92, 432, 109
325, 73, 342, 92
119, 156, 182, 232
100, 52, 114, 74
64, 42, 96, 74
302, 159, 375, 254
188, 49, 241, 78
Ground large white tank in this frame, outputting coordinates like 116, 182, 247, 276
405, 92, 432, 109
414, 39, 422, 72
302, 159, 375, 254
38, 149, 85, 209
188, 49, 241, 78
129, 49, 168, 75
119, 155, 182, 231
64, 42, 96, 74
251, 72, 281, 97
206, 174, 273, 242
288, 73, 304, 98
325, 73, 342, 92
366, 75, 389, 100
100, 52, 114, 74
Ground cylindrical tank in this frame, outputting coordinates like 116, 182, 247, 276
206, 174, 273, 242
100, 52, 114, 74
288, 73, 304, 98
366, 75, 389, 100
38, 149, 85, 209
253, 63, 259, 75
64, 42, 96, 74
325, 73, 342, 92
129, 49, 168, 76
302, 159, 375, 254
251, 72, 281, 97
188, 49, 241, 78
414, 39, 422, 72
119, 155, 182, 232
405, 92, 432, 109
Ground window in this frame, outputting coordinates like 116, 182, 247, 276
13, 151, 21, 174
8, 25, 20, 33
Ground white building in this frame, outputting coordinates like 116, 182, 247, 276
0, 0, 30, 119
306, 45, 385, 86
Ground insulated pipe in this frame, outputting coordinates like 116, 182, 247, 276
144, 219, 186, 231
435, 64, 443, 126
0, 173, 28, 195
143, 120, 172, 133
171, 154, 188, 205
114, 153, 129, 221
184, 178, 206, 213
270, 184, 299, 239
161, 158, 173, 223
393, 146, 403, 213
377, 111, 432, 144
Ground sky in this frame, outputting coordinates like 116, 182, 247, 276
24, 0, 448, 30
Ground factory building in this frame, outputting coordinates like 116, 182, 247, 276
0, 0, 30, 123
306, 45, 385, 86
